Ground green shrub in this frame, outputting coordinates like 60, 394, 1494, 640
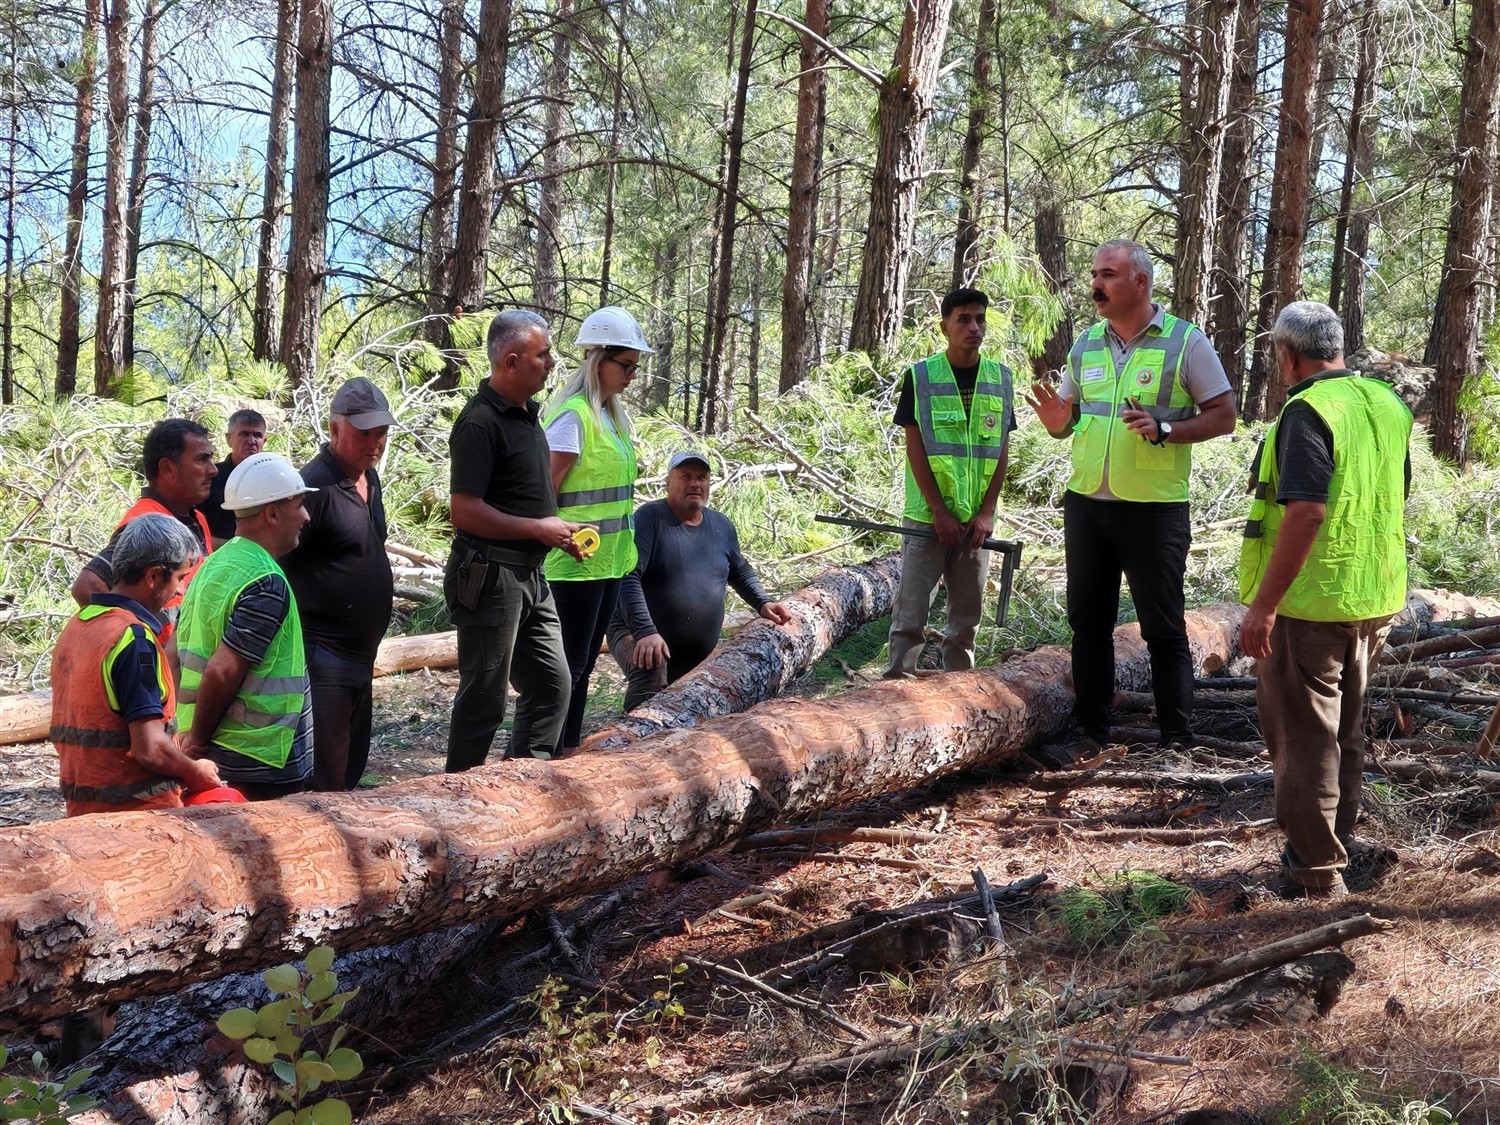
0, 1044, 94, 1123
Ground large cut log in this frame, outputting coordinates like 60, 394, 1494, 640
0, 602, 1243, 1030
583, 551, 904, 749
0, 633, 461, 749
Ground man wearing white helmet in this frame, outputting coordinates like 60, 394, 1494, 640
176, 452, 318, 799
542, 305, 649, 754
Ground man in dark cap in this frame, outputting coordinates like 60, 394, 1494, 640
282, 376, 396, 790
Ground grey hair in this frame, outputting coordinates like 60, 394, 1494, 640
1096, 239, 1154, 291
487, 309, 550, 366
1273, 300, 1344, 362
111, 513, 202, 586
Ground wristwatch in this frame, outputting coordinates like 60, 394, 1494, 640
1151, 420, 1173, 447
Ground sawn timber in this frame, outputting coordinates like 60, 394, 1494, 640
0, 602, 1244, 1029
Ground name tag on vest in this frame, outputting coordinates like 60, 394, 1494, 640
1082, 366, 1106, 385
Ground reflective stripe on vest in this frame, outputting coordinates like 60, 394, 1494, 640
176, 536, 307, 768
903, 353, 1015, 524
1065, 314, 1200, 502
1239, 374, 1412, 621
49, 605, 183, 817
544, 395, 639, 581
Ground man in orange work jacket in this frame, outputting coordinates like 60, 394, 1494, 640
70, 418, 219, 638
50, 513, 222, 816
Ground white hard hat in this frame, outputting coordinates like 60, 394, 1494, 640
223, 452, 317, 512
576, 306, 653, 355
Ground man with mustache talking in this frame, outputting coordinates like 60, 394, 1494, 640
1027, 240, 1236, 756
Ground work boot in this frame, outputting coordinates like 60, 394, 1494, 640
1029, 734, 1105, 771
1339, 836, 1398, 890
1260, 868, 1349, 900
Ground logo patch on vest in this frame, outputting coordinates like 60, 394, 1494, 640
1082, 366, 1106, 385
1135, 367, 1158, 387
982, 412, 998, 431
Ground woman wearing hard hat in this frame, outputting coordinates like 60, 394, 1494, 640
542, 306, 650, 754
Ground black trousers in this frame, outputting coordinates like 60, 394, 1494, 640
551, 577, 622, 749
445, 561, 570, 771
307, 642, 375, 791
1063, 491, 1193, 744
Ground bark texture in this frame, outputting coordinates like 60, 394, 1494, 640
585, 551, 904, 750
0, 603, 1243, 1028
120, 0, 158, 372
848, 0, 953, 356
1429, 0, 1500, 462
251, 0, 296, 363
56, 0, 100, 399
1175, 0, 1238, 326
277, 0, 333, 389
532, 0, 573, 316
951, 0, 997, 290
94, 0, 131, 397
778, 0, 828, 394
1031, 193, 1073, 379
1243, 0, 1324, 421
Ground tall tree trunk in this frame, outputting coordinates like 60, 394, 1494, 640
1328, 0, 1379, 326
1175, 0, 1239, 326
848, 0, 955, 356
1209, 0, 1260, 405
252, 0, 296, 363
533, 0, 573, 315
598, 8, 625, 307
94, 0, 131, 397
702, 0, 757, 435
439, 0, 512, 389
647, 239, 678, 411
121, 0, 158, 372
2, 22, 17, 405
422, 0, 464, 352
695, 4, 738, 432
1430, 0, 1500, 462
278, 0, 334, 390
951, 0, 997, 290
778, 0, 827, 394
1243, 0, 1324, 422
747, 250, 762, 413
56, 0, 99, 399
1031, 193, 1072, 379
816, 165, 842, 367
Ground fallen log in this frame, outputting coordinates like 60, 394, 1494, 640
583, 551, 905, 749
0, 602, 1244, 1029
0, 691, 50, 745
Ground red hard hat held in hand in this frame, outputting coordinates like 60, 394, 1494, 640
184, 786, 248, 806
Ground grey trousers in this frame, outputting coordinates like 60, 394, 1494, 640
1257, 614, 1392, 889
885, 520, 990, 676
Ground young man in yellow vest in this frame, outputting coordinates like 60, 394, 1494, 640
177, 453, 317, 800
1028, 240, 1236, 754
1240, 301, 1411, 898
886, 287, 1015, 677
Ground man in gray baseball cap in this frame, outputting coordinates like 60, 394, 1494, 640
282, 376, 396, 790
608, 450, 791, 711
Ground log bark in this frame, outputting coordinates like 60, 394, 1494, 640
582, 551, 903, 749
0, 603, 1243, 1029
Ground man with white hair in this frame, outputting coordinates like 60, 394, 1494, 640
1241, 300, 1411, 898
1027, 239, 1236, 757
50, 513, 222, 816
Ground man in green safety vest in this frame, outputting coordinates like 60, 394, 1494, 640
1028, 240, 1236, 758
885, 287, 1015, 678
177, 452, 317, 800
1240, 301, 1412, 899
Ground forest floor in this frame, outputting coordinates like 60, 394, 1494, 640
6, 619, 1500, 1124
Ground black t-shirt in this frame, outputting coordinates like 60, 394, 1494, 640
1253, 372, 1411, 503
199, 457, 238, 542
614, 500, 771, 678
448, 383, 555, 554
281, 445, 393, 662
893, 361, 981, 427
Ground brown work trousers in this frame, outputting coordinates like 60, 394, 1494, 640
1256, 614, 1392, 890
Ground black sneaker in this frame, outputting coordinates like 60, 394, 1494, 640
1340, 837, 1398, 889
